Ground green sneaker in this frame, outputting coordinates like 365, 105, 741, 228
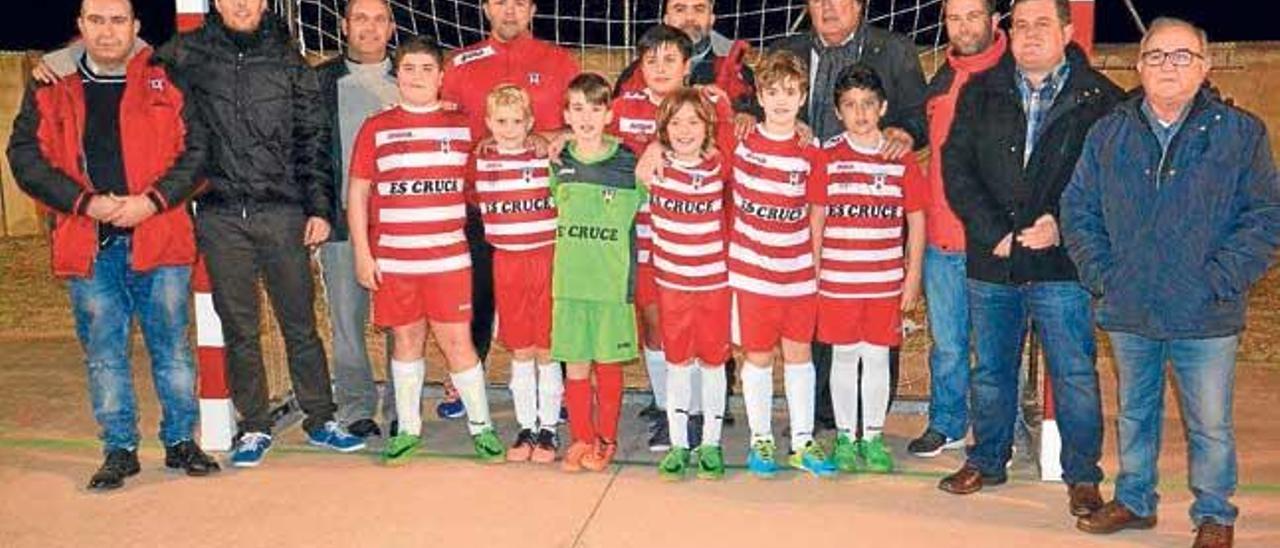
862, 434, 894, 473
788, 440, 838, 477
831, 433, 864, 473
381, 434, 422, 466
658, 447, 691, 481
695, 445, 726, 480
472, 428, 507, 464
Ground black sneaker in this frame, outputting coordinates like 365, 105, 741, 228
688, 414, 705, 448
165, 440, 221, 477
531, 429, 559, 463
648, 417, 671, 452
638, 400, 662, 419
88, 448, 140, 491
346, 418, 383, 439
908, 429, 966, 458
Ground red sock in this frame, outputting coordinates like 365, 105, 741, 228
565, 378, 595, 443
594, 364, 624, 442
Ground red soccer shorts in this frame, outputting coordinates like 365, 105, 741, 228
816, 296, 902, 346
493, 248, 553, 350
373, 269, 473, 327
658, 286, 731, 365
731, 289, 817, 353
635, 264, 659, 309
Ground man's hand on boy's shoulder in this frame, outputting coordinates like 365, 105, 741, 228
881, 127, 914, 160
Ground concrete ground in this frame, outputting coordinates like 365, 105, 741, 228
1, 339, 1278, 548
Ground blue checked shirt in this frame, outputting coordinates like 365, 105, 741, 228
1016, 61, 1071, 165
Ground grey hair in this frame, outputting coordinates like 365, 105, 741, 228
1141, 16, 1209, 53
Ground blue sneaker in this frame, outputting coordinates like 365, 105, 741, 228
746, 438, 780, 478
436, 398, 466, 419
788, 440, 838, 478
231, 432, 273, 468
307, 421, 366, 453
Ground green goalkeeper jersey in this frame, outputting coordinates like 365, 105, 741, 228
551, 138, 646, 303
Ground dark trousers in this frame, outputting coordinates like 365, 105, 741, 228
196, 205, 336, 434
466, 209, 495, 360
813, 342, 900, 430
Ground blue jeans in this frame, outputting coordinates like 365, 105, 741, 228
1109, 332, 1239, 526
923, 246, 970, 440
68, 238, 198, 452
966, 279, 1103, 484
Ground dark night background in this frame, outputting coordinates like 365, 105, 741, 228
1, 1, 1275, 52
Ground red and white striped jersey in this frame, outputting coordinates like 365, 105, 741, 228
610, 89, 661, 266
470, 147, 556, 252
649, 153, 729, 291
349, 104, 474, 276
728, 126, 826, 298
814, 134, 927, 299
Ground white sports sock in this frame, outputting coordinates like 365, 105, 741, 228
688, 363, 703, 414
831, 344, 862, 437
644, 348, 668, 409
666, 364, 693, 448
391, 358, 426, 437
859, 345, 892, 439
509, 359, 538, 431
784, 361, 816, 452
450, 364, 491, 435
700, 363, 727, 446
536, 362, 564, 429
741, 363, 774, 443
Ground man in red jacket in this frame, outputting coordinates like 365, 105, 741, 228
6, 0, 218, 490
907, 0, 1007, 458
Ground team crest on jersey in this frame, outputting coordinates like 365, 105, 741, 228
602, 189, 616, 204
691, 173, 704, 187
528, 72, 541, 85
453, 45, 496, 67
522, 168, 534, 184
872, 173, 888, 189
440, 138, 452, 154
148, 78, 165, 91
788, 171, 802, 185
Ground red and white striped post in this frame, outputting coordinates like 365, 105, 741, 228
175, 0, 236, 451
1037, 0, 1095, 482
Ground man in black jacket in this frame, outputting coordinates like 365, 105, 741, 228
155, 0, 363, 466
937, 0, 1120, 519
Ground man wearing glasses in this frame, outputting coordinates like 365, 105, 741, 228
1063, 18, 1280, 548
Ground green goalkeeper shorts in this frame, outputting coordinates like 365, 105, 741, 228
550, 298, 639, 363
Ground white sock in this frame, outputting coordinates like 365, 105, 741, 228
688, 363, 703, 415
509, 359, 538, 431
741, 363, 774, 443
536, 361, 564, 429
666, 364, 693, 448
391, 358, 426, 436
784, 361, 816, 452
700, 363, 727, 446
450, 364, 492, 435
831, 344, 862, 437
858, 345, 892, 439
644, 348, 668, 409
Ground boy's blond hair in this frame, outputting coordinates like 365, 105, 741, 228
485, 84, 534, 120
754, 49, 809, 98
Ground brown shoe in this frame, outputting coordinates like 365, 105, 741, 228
938, 464, 1007, 495
1076, 500, 1157, 534
1068, 483, 1105, 517
1192, 522, 1233, 548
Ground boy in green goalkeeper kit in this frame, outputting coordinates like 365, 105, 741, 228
552, 73, 647, 473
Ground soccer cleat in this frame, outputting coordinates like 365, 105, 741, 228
381, 434, 422, 466
746, 438, 780, 478
788, 440, 838, 478
647, 418, 671, 452
561, 441, 593, 472
658, 447, 691, 481
862, 435, 895, 474
907, 429, 965, 458
581, 439, 618, 472
307, 421, 367, 453
530, 429, 559, 464
695, 445, 726, 480
472, 428, 507, 464
831, 433, 864, 474
508, 429, 537, 462
230, 432, 273, 468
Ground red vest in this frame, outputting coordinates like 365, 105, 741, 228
31, 47, 197, 277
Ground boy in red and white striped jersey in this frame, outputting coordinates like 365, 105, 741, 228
471, 84, 562, 463
348, 38, 505, 465
648, 88, 735, 480
814, 65, 927, 475
609, 24, 694, 452
728, 50, 836, 478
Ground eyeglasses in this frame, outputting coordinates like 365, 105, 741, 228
1140, 48, 1205, 67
